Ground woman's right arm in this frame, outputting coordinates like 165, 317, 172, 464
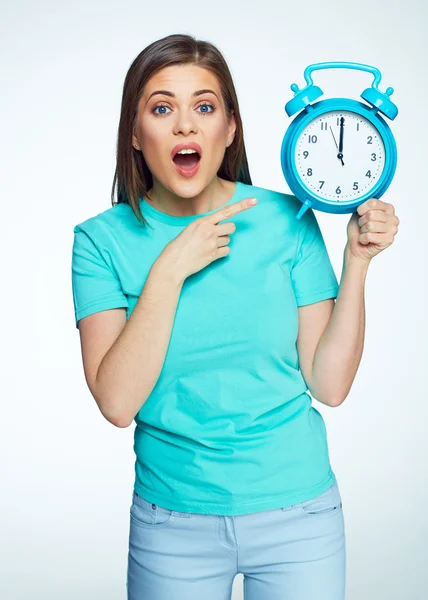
78, 197, 257, 428
83, 257, 184, 428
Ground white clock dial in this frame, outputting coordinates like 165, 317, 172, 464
295, 110, 386, 202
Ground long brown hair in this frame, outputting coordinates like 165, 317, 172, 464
111, 33, 253, 225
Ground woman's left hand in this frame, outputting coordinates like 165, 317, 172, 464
345, 198, 400, 263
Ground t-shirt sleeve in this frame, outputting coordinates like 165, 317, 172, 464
71, 225, 129, 329
290, 208, 339, 306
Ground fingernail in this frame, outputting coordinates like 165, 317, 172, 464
248, 198, 257, 205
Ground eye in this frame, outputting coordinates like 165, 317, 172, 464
151, 102, 216, 116
197, 103, 215, 114
152, 103, 171, 116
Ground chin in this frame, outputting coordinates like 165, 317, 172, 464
167, 175, 212, 198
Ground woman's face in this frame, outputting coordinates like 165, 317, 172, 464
132, 64, 236, 199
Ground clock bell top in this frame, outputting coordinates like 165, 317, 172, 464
284, 61, 398, 121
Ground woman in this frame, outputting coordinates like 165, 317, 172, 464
71, 34, 399, 600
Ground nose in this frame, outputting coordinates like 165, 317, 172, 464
173, 107, 198, 136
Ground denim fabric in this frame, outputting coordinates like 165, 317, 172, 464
127, 479, 346, 599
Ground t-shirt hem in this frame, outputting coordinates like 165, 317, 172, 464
75, 295, 129, 328
295, 285, 339, 307
133, 470, 337, 516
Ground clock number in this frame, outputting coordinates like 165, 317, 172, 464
307, 168, 312, 176
353, 182, 359, 190
367, 136, 373, 144
320, 122, 327, 130
357, 123, 360, 131
303, 151, 309, 158
319, 181, 325, 188
337, 117, 340, 125
365, 170, 371, 178
336, 186, 341, 194
308, 135, 318, 143
371, 153, 376, 161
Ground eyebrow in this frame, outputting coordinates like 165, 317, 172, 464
147, 88, 219, 102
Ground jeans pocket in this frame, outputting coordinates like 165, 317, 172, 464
295, 481, 343, 518
130, 491, 176, 528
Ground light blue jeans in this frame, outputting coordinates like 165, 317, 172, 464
127, 479, 346, 599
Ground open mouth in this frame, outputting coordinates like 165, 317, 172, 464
172, 151, 201, 170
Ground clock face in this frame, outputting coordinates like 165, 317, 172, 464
294, 110, 386, 202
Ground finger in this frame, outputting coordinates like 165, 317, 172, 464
357, 198, 392, 217
360, 221, 390, 234
359, 232, 395, 245
208, 197, 257, 225
359, 212, 400, 228
358, 209, 388, 226
216, 221, 237, 236
216, 234, 231, 248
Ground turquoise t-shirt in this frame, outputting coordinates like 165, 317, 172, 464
71, 180, 340, 516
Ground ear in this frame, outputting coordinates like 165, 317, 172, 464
228, 110, 237, 142
132, 132, 140, 150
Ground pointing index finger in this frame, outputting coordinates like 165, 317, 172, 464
207, 197, 258, 225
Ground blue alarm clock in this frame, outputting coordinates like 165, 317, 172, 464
280, 62, 398, 219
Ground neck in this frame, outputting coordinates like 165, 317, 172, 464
145, 177, 235, 217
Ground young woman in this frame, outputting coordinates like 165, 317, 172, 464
71, 34, 399, 600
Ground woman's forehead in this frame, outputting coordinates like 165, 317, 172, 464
144, 64, 220, 96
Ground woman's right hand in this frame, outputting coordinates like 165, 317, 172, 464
157, 196, 258, 283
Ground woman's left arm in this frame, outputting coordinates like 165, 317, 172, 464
305, 198, 400, 407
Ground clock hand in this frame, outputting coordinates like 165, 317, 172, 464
330, 124, 344, 165
337, 117, 345, 166
329, 126, 339, 149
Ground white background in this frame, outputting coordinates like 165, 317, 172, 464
1, 0, 427, 598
